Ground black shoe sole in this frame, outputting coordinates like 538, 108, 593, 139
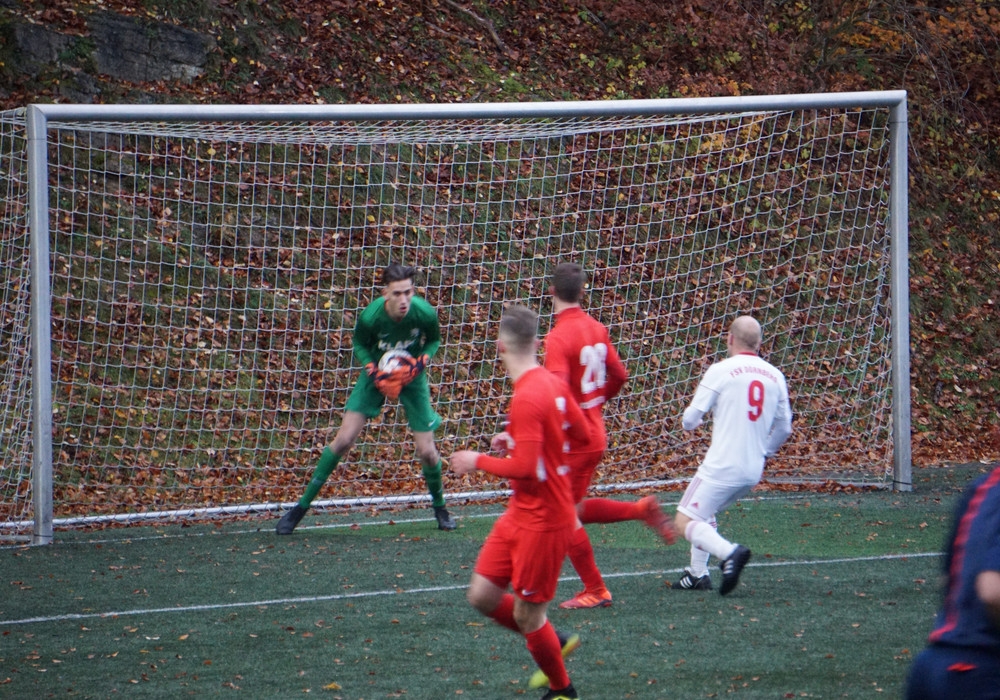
672, 581, 712, 591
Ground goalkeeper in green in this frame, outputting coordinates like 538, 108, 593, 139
276, 263, 457, 534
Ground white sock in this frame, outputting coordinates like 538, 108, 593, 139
685, 520, 737, 562
688, 546, 711, 577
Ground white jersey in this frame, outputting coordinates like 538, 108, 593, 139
682, 352, 792, 483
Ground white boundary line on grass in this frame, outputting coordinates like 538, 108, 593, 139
1, 493, 827, 549
2, 551, 941, 627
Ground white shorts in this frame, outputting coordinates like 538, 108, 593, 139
677, 473, 757, 523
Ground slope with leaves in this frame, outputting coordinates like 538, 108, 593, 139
2, 0, 999, 466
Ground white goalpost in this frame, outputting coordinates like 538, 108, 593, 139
0, 93, 910, 543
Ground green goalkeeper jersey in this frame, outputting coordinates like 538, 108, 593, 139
352, 295, 442, 367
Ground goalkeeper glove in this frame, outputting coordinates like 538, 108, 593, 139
395, 354, 423, 385
413, 354, 430, 373
373, 355, 427, 400
374, 369, 407, 400
374, 359, 418, 400
365, 362, 377, 377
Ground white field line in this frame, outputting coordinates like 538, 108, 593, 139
2, 550, 941, 627
1, 493, 820, 548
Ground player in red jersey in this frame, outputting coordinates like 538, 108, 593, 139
544, 262, 677, 610
451, 303, 593, 700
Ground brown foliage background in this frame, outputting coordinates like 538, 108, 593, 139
2, 0, 998, 475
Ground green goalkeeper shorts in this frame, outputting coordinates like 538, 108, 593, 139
345, 370, 442, 433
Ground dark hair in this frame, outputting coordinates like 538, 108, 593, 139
552, 262, 586, 303
382, 263, 417, 286
499, 304, 538, 353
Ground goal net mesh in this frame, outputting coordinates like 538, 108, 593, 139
0, 105, 895, 532
0, 112, 33, 533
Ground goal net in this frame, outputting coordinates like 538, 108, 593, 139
0, 95, 907, 539
0, 111, 33, 537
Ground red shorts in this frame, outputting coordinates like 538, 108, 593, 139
567, 449, 604, 503
474, 513, 572, 604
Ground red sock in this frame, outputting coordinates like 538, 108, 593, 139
488, 593, 520, 633
579, 497, 638, 524
525, 621, 570, 690
567, 526, 605, 592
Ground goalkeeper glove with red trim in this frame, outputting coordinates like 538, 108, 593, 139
413, 354, 429, 373
374, 367, 409, 400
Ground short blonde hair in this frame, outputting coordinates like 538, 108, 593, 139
498, 304, 538, 353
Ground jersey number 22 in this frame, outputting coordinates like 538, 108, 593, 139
579, 343, 608, 394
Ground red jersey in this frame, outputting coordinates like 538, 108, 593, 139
543, 307, 628, 452
475, 366, 590, 531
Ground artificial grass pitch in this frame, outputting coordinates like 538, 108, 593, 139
2, 465, 984, 698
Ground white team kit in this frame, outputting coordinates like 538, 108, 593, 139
679, 351, 792, 521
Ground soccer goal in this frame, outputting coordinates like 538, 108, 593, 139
0, 92, 910, 543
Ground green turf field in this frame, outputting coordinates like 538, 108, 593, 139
2, 464, 990, 699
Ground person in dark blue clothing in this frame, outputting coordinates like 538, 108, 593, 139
905, 464, 1000, 700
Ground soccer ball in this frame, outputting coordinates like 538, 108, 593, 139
378, 349, 412, 373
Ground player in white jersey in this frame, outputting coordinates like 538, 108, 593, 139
671, 315, 792, 595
